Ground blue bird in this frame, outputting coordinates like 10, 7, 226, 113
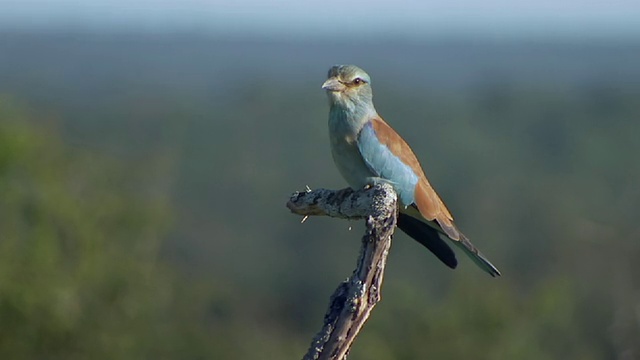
323, 64, 500, 277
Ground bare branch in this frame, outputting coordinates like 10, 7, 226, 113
288, 183, 398, 360
287, 184, 397, 220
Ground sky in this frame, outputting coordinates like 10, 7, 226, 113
1, 0, 640, 39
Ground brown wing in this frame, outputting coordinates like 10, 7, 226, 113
371, 117, 460, 240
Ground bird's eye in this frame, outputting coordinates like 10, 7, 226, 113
353, 78, 363, 85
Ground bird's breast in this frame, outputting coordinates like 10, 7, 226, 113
328, 112, 375, 189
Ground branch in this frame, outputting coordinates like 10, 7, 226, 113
287, 183, 398, 360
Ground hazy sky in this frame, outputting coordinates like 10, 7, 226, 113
1, 0, 640, 38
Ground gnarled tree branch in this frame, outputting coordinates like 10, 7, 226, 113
287, 183, 398, 360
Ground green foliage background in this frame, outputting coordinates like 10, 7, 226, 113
0, 33, 639, 359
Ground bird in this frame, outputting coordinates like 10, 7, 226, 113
322, 64, 500, 277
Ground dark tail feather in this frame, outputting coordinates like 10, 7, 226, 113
397, 213, 458, 269
453, 233, 502, 277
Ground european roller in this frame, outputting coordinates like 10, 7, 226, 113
323, 64, 500, 277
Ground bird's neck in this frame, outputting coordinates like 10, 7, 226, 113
328, 101, 377, 136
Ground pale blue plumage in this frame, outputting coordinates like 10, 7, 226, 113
357, 122, 418, 206
327, 107, 375, 190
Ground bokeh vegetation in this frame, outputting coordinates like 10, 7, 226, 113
0, 33, 639, 359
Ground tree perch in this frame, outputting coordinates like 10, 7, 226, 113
287, 183, 398, 360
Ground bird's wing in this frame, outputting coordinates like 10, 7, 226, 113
358, 117, 501, 277
357, 117, 460, 240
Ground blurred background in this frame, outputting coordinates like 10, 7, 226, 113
1, 1, 639, 359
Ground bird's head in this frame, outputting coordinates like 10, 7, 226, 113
322, 65, 373, 110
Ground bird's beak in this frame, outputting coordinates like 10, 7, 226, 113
322, 78, 346, 92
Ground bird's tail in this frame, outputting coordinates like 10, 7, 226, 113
397, 213, 458, 269
452, 232, 501, 277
